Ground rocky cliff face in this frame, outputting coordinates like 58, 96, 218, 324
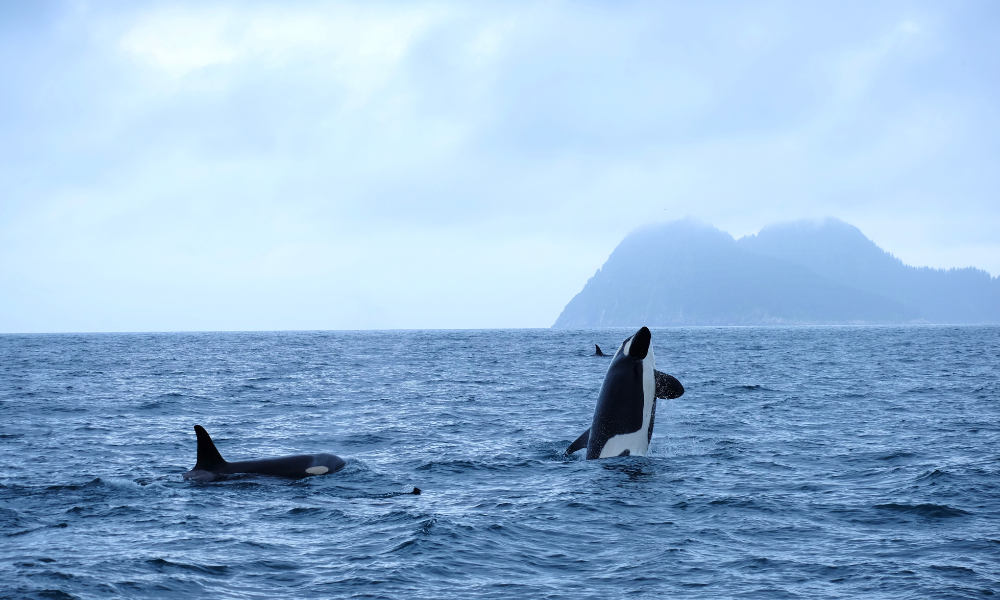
552, 218, 1000, 328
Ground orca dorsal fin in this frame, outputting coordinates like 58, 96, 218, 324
565, 428, 590, 455
594, 344, 605, 356
193, 425, 227, 471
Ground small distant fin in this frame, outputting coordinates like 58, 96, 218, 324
593, 344, 605, 356
654, 370, 684, 399
565, 428, 590, 455
618, 449, 630, 457
193, 425, 227, 471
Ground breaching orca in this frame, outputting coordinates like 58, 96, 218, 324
182, 425, 346, 482
566, 327, 684, 459
593, 344, 606, 356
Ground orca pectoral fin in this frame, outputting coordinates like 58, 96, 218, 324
565, 428, 590, 455
654, 370, 684, 399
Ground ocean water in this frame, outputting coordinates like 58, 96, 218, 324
1, 326, 998, 599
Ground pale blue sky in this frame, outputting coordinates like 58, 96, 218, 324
1, 1, 998, 331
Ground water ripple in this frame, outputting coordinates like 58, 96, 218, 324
1, 326, 999, 598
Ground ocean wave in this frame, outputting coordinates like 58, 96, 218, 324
2, 327, 998, 599
874, 503, 971, 518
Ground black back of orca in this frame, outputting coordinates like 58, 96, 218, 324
184, 425, 346, 481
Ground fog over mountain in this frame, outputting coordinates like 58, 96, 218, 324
553, 219, 1000, 328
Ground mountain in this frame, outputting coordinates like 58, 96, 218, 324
552, 218, 1000, 328
739, 219, 1000, 323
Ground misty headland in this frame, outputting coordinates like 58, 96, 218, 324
554, 218, 1000, 328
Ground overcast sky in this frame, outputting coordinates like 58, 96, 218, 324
1, 0, 998, 332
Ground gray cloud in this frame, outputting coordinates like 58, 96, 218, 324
1, 0, 997, 331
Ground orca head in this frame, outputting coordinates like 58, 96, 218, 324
621, 326, 652, 360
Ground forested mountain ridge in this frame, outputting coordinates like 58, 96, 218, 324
553, 218, 1000, 328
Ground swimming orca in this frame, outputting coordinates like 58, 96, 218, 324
182, 425, 346, 482
566, 327, 684, 459
593, 344, 606, 356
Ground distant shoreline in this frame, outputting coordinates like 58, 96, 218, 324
3, 323, 1000, 336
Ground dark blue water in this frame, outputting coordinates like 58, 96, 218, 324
2, 327, 999, 599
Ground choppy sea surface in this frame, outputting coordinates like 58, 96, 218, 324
1, 327, 999, 599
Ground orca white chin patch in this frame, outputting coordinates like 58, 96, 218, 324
305, 466, 329, 475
